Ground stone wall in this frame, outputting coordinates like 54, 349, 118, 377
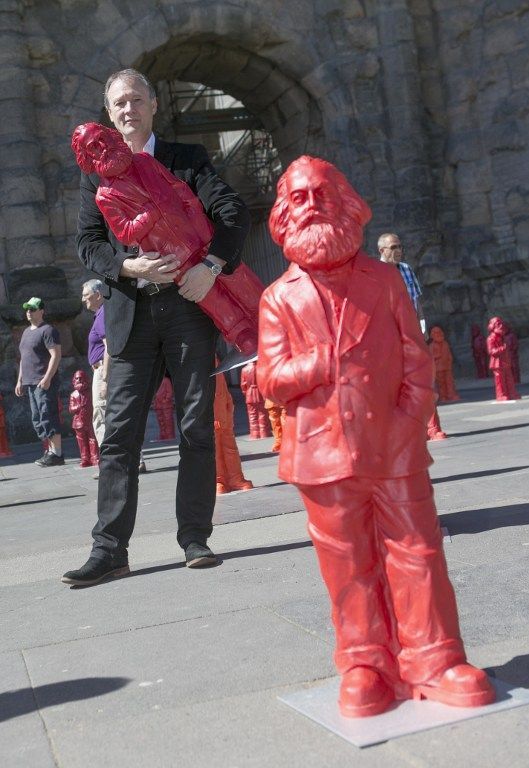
0, 0, 528, 440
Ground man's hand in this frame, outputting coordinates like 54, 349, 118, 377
121, 252, 180, 283
37, 377, 51, 391
15, 381, 23, 397
177, 263, 216, 302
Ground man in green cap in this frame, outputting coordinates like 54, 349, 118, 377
15, 297, 64, 466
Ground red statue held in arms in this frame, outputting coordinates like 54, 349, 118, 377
256, 156, 495, 717
71, 122, 263, 357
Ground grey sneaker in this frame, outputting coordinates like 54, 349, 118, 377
185, 542, 218, 568
35, 451, 50, 466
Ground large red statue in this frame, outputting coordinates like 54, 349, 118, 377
430, 326, 460, 402
503, 322, 521, 384
470, 324, 488, 379
214, 369, 253, 494
487, 317, 521, 401
69, 370, 99, 467
153, 375, 176, 441
240, 360, 271, 439
257, 155, 494, 717
0, 394, 13, 457
71, 122, 263, 356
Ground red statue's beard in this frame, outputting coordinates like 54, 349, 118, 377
282, 218, 363, 271
93, 148, 132, 177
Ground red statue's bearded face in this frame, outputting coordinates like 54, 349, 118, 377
430, 326, 445, 342
71, 123, 132, 177
269, 156, 372, 271
72, 370, 89, 391
488, 316, 503, 334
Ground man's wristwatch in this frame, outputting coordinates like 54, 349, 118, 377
203, 258, 223, 278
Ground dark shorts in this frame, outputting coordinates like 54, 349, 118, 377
26, 378, 61, 440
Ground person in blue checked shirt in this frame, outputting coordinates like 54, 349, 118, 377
378, 233, 426, 336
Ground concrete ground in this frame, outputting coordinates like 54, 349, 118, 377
1, 381, 529, 768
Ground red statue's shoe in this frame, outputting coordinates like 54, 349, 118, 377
339, 667, 394, 718
271, 441, 281, 452
230, 479, 253, 491
413, 664, 495, 708
428, 430, 447, 441
216, 482, 228, 495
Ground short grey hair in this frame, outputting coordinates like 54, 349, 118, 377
82, 278, 104, 294
377, 232, 399, 251
104, 68, 156, 108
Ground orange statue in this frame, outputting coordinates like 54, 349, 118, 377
257, 155, 494, 718
214, 370, 253, 494
69, 370, 99, 467
430, 326, 460, 402
240, 360, 271, 439
264, 399, 285, 452
487, 317, 521, 401
153, 375, 176, 441
0, 394, 13, 457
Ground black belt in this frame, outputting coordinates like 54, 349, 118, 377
138, 282, 175, 296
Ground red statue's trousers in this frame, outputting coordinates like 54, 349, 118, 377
298, 471, 465, 692
246, 403, 271, 439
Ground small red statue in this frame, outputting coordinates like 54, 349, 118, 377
240, 361, 271, 439
487, 317, 521, 401
257, 155, 494, 717
153, 376, 176, 441
264, 398, 285, 452
470, 324, 488, 379
0, 394, 13, 457
214, 369, 253, 494
69, 370, 99, 467
503, 322, 521, 384
71, 122, 264, 356
430, 326, 460, 402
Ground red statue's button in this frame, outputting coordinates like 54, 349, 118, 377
363, 374, 370, 383
366, 411, 374, 420
362, 350, 369, 358
351, 450, 360, 461
339, 376, 349, 384
343, 411, 353, 421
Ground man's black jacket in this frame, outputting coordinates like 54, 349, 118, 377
76, 137, 251, 355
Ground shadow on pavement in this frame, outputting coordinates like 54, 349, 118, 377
0, 676, 131, 723
433, 465, 529, 484
128, 539, 314, 579
485, 655, 529, 688
449, 422, 529, 439
440, 503, 529, 535
0, 494, 86, 509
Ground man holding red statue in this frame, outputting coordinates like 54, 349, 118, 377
256, 155, 494, 717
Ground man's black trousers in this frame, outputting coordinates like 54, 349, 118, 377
92, 285, 217, 562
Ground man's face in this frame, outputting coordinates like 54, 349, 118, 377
379, 236, 403, 265
106, 77, 157, 142
286, 166, 342, 228
26, 308, 44, 324
81, 288, 101, 313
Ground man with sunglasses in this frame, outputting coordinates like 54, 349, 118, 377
378, 233, 425, 333
15, 297, 64, 466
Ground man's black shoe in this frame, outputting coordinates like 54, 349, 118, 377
38, 452, 65, 467
62, 557, 130, 586
185, 542, 218, 568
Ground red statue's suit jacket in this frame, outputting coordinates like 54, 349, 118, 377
257, 252, 435, 485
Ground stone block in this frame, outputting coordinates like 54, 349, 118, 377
342, 19, 378, 50
460, 193, 492, 228
2, 169, 47, 206
0, 140, 41, 169
456, 159, 493, 195
485, 121, 526, 155
446, 131, 485, 164
2, 203, 50, 239
5, 236, 54, 268
395, 165, 434, 200
392, 198, 435, 229
377, 8, 415, 43
483, 20, 525, 59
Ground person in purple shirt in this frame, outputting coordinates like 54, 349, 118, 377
82, 279, 147, 475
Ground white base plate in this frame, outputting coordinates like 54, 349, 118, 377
278, 678, 529, 748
